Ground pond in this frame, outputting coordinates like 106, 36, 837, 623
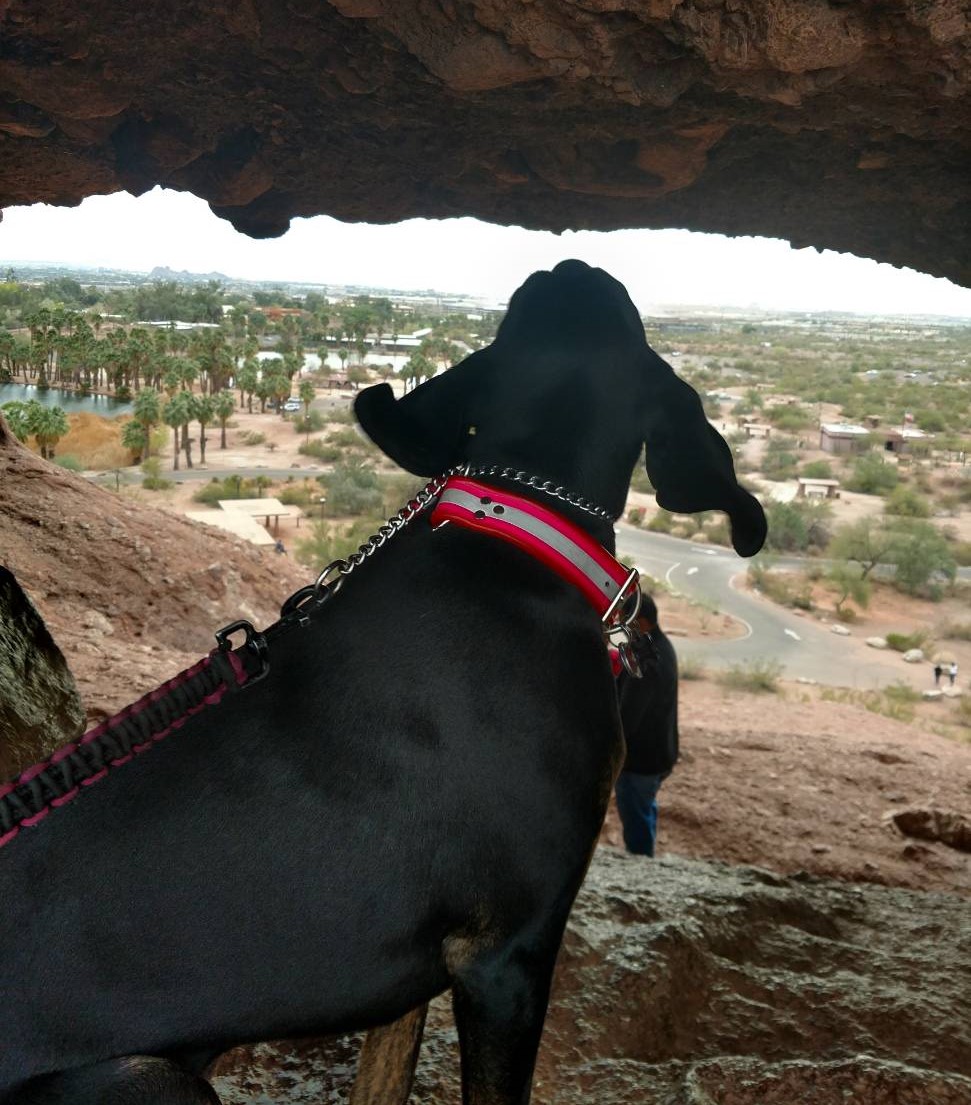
0, 383, 132, 417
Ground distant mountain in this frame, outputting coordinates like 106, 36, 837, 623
148, 266, 231, 284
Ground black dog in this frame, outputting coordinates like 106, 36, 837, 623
0, 260, 765, 1104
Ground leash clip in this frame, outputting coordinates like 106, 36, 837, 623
603, 569, 644, 679
214, 619, 270, 685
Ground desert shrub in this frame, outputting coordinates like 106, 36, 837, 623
380, 472, 427, 514
278, 485, 317, 508
294, 411, 325, 434
327, 427, 366, 449
845, 452, 899, 495
884, 485, 931, 518
239, 431, 266, 446
717, 659, 783, 694
766, 404, 812, 432
761, 436, 800, 481
298, 438, 342, 462
888, 519, 956, 597
705, 517, 732, 547
324, 461, 383, 516
646, 510, 674, 534
295, 516, 384, 572
749, 560, 814, 609
627, 506, 646, 526
764, 499, 832, 553
53, 454, 82, 471
801, 459, 833, 479
885, 630, 930, 653
141, 457, 173, 491
192, 475, 250, 504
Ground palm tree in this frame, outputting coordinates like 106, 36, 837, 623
121, 419, 147, 465
162, 391, 193, 471
131, 388, 161, 463
32, 404, 69, 460
213, 389, 236, 449
192, 393, 216, 466
299, 379, 316, 420
237, 358, 259, 412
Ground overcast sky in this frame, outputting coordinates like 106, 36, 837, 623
2, 186, 971, 318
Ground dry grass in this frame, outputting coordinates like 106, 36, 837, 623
54, 412, 132, 470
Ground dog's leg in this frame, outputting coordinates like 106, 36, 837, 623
450, 936, 560, 1105
349, 1003, 428, 1105
10, 1056, 220, 1104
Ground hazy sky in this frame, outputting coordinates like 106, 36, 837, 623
2, 186, 971, 318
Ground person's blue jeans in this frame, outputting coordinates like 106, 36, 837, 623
614, 770, 668, 857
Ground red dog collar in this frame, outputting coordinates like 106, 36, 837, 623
430, 475, 639, 627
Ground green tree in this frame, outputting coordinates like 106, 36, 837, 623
845, 451, 899, 496
888, 520, 956, 596
131, 388, 161, 464
884, 485, 931, 518
826, 561, 870, 616
213, 389, 236, 449
299, 379, 316, 420
162, 391, 194, 471
31, 404, 69, 460
829, 517, 900, 580
192, 393, 216, 467
121, 419, 147, 464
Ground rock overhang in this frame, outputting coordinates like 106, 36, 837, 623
0, 0, 968, 287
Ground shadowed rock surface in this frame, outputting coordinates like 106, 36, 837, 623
0, 566, 85, 779
1, 0, 969, 285
210, 849, 971, 1104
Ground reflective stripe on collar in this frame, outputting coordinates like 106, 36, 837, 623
430, 475, 635, 620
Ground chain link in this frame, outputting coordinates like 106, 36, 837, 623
464, 465, 615, 522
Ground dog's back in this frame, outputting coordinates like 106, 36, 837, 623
0, 260, 764, 1104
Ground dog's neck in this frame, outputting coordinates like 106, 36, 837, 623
458, 464, 619, 550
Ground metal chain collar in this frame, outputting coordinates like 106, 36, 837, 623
464, 465, 616, 522
305, 464, 616, 604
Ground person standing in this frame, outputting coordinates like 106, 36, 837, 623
948, 660, 958, 687
933, 662, 943, 687
613, 592, 679, 857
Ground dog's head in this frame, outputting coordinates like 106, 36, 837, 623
355, 259, 766, 557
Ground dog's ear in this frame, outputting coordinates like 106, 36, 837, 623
354, 363, 476, 477
643, 371, 767, 557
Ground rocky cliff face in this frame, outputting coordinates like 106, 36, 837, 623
211, 849, 971, 1104
1, 0, 968, 285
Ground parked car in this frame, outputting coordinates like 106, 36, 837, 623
282, 399, 302, 412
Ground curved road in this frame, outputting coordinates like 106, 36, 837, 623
616, 525, 930, 690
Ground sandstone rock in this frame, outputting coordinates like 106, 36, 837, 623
0, 1, 969, 284
211, 850, 971, 1104
866, 636, 888, 649
902, 648, 925, 663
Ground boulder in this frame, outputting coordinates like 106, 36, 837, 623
0, 566, 85, 780
902, 648, 925, 663
865, 636, 888, 649
211, 850, 971, 1104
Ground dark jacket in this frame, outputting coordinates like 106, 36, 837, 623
615, 604, 679, 777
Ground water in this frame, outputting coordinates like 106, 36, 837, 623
0, 383, 132, 417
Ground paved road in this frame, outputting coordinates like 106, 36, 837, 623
615, 525, 930, 690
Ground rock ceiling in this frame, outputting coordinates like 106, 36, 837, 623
0, 1, 968, 287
